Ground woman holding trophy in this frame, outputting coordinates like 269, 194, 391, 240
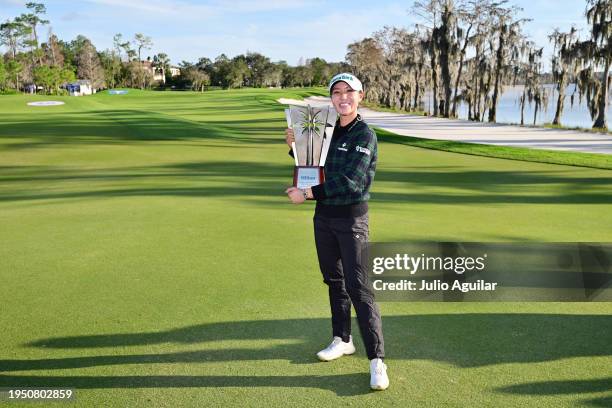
285, 73, 389, 391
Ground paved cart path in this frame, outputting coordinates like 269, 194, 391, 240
278, 96, 612, 155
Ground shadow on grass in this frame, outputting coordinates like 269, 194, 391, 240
0, 314, 610, 396
497, 377, 612, 395
0, 104, 287, 150
0, 374, 372, 397
496, 378, 612, 407
19, 314, 612, 366
584, 395, 612, 407
1, 160, 611, 205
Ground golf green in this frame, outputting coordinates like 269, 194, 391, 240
0, 88, 611, 407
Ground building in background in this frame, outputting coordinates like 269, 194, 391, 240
66, 80, 94, 96
142, 61, 181, 84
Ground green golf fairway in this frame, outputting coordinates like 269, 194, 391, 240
0, 89, 611, 407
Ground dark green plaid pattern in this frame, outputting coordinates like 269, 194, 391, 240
315, 119, 377, 205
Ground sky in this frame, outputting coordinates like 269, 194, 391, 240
0, 0, 590, 69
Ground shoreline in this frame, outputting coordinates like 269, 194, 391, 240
278, 96, 612, 156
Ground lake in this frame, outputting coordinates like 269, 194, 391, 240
424, 84, 611, 129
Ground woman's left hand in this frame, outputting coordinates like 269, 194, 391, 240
285, 187, 305, 204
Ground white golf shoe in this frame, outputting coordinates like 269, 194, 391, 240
316, 336, 356, 361
370, 358, 389, 390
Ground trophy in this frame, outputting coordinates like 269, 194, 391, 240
285, 104, 336, 194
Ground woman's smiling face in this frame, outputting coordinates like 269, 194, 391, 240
331, 81, 363, 117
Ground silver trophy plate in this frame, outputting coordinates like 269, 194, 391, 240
285, 104, 336, 167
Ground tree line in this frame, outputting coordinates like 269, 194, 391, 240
0, 2, 348, 95
176, 55, 347, 91
2, 1, 609, 129
346, 0, 611, 129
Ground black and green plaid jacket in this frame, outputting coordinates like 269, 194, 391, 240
311, 115, 377, 205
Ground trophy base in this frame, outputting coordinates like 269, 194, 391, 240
293, 166, 325, 196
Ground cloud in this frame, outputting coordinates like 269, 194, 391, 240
60, 11, 89, 22
82, 0, 321, 17
83, 0, 216, 16
211, 0, 325, 13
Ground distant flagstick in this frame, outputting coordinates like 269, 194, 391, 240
285, 108, 299, 166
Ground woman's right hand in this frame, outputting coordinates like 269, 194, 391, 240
285, 128, 294, 148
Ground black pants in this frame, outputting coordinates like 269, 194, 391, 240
313, 213, 385, 360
